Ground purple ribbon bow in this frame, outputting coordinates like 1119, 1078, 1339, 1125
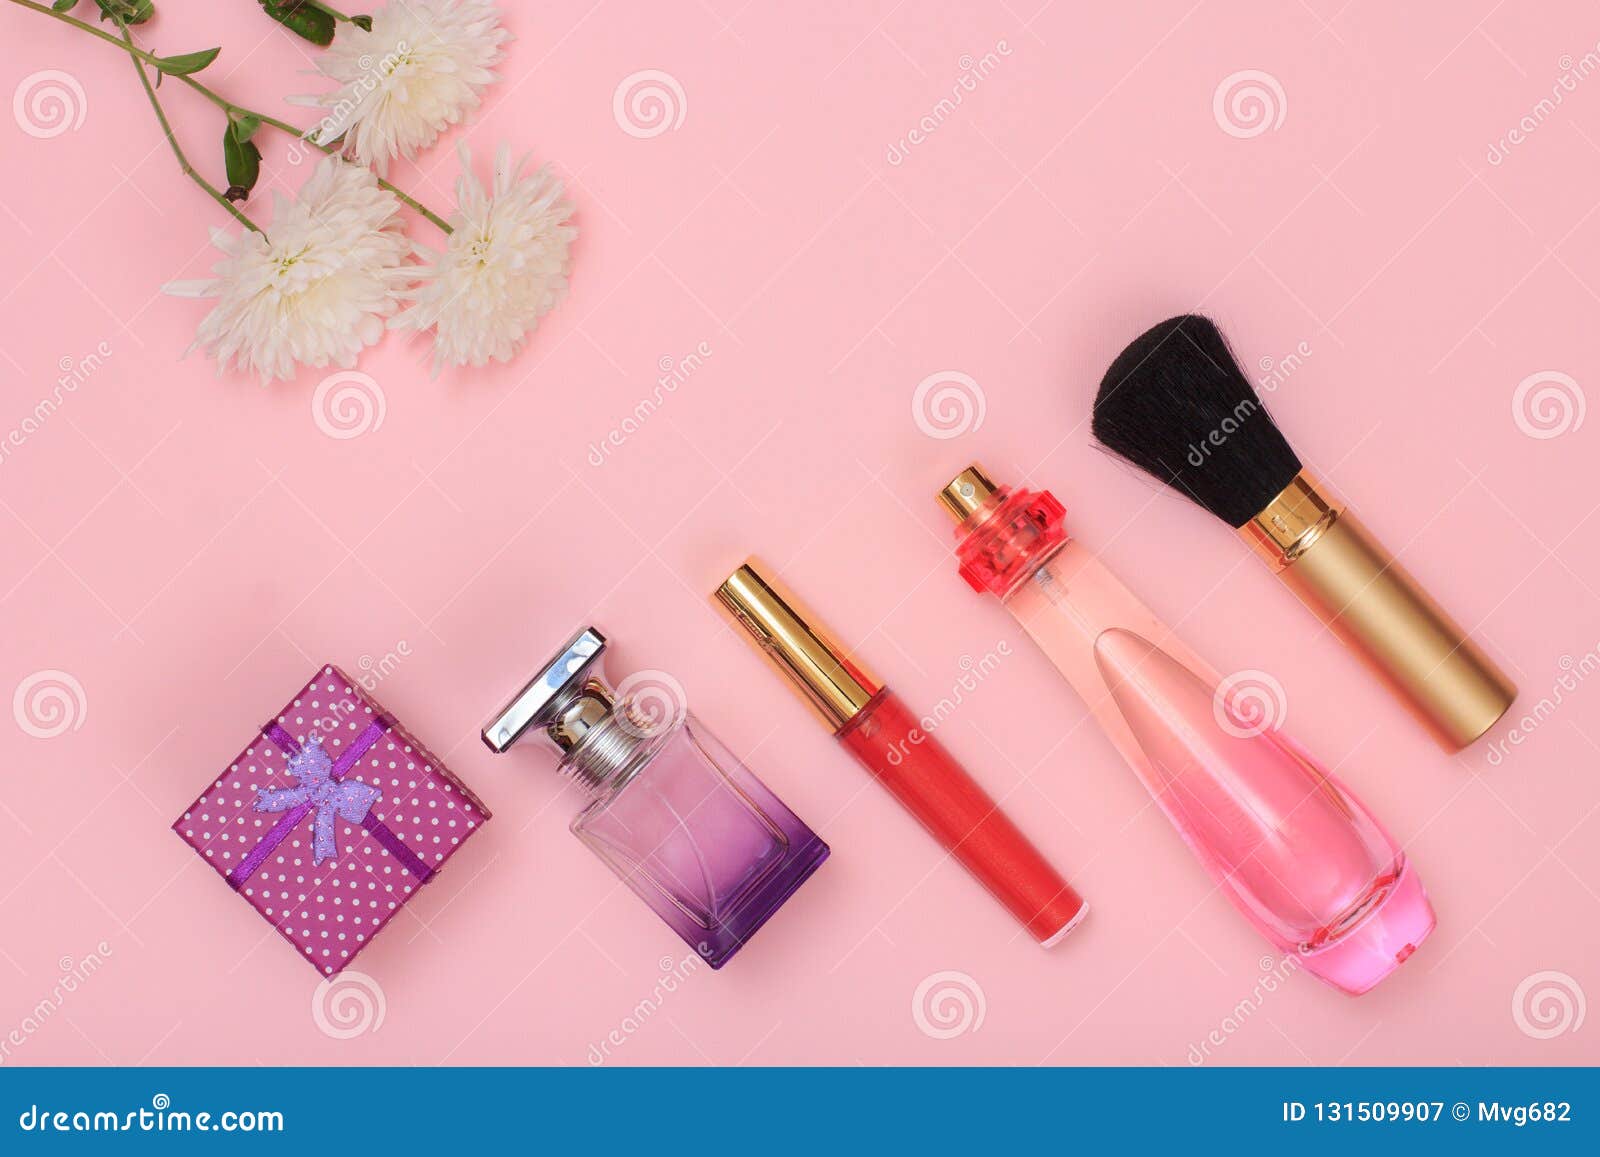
254, 736, 383, 867
227, 717, 435, 890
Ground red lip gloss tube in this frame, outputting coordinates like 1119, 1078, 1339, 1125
714, 560, 1087, 946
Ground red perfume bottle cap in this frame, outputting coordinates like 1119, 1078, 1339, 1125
940, 464, 1068, 597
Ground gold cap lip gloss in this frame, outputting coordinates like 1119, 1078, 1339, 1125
1243, 471, 1517, 751
713, 561, 881, 731
713, 557, 1089, 945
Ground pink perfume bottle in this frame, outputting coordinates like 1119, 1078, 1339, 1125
483, 629, 828, 968
938, 465, 1435, 994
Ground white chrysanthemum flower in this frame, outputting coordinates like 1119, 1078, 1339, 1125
393, 142, 575, 372
296, 0, 509, 175
164, 157, 412, 384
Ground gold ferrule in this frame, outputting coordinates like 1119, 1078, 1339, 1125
1238, 473, 1518, 751
1241, 472, 1340, 570
713, 560, 882, 731
937, 464, 999, 524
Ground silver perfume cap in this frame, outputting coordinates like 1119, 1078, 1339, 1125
482, 627, 658, 794
481, 627, 611, 754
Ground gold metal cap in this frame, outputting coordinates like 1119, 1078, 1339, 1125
713, 560, 881, 730
1241, 472, 1339, 570
937, 463, 999, 523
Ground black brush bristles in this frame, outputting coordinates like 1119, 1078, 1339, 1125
1091, 314, 1303, 528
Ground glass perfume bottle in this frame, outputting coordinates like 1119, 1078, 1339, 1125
483, 628, 828, 969
938, 465, 1435, 994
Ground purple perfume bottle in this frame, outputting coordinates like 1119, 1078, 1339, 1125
483, 628, 828, 968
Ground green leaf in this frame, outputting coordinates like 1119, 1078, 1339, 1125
257, 1, 336, 47
350, 14, 372, 31
229, 112, 262, 143
94, 0, 153, 23
52, 1, 81, 13
223, 122, 262, 202
152, 47, 221, 76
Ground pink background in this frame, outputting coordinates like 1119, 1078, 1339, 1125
2, 0, 1598, 1066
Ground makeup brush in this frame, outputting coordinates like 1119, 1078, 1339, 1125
1092, 314, 1517, 752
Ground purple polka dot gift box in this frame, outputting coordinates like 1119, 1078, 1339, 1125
172, 664, 491, 976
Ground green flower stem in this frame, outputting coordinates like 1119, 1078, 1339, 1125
7, 0, 451, 234
112, 14, 264, 233
10, 0, 161, 61
241, 107, 452, 232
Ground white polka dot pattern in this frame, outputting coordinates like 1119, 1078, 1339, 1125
171, 664, 491, 976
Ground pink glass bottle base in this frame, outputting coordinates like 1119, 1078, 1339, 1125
1297, 859, 1436, 995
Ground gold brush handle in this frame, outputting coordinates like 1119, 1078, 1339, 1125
1243, 475, 1518, 752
